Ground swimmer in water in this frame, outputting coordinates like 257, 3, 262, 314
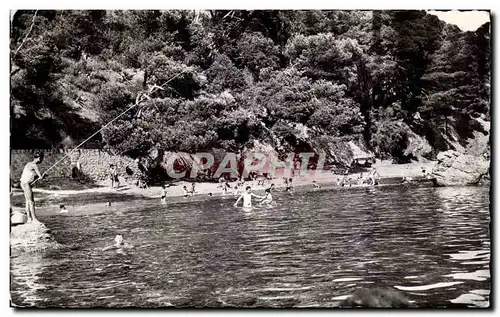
313, 180, 321, 188
256, 174, 266, 186
259, 184, 275, 206
102, 235, 133, 251
234, 186, 264, 208
20, 151, 46, 224
59, 204, 68, 213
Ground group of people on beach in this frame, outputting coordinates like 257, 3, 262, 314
336, 168, 381, 187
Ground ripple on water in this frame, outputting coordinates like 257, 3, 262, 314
10, 186, 490, 308
444, 269, 490, 282
331, 277, 363, 283
394, 281, 464, 291
450, 293, 489, 308
447, 250, 490, 261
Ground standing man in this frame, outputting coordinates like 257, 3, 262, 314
109, 164, 119, 189
70, 149, 81, 179
20, 152, 45, 223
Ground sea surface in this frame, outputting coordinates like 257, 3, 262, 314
10, 185, 491, 308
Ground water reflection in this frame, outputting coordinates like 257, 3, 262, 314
10, 253, 46, 307
11, 186, 490, 308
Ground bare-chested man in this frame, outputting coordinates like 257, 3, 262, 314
20, 152, 45, 223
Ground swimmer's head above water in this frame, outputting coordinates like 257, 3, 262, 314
115, 235, 124, 245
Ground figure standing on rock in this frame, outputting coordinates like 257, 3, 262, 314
20, 151, 46, 224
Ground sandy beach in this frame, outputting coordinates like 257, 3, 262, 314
10, 160, 437, 214
26, 160, 435, 198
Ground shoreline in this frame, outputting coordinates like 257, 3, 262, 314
10, 161, 438, 215
14, 160, 436, 198
11, 180, 436, 218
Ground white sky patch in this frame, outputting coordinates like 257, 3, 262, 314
427, 10, 490, 32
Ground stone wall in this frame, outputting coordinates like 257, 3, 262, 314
10, 149, 142, 184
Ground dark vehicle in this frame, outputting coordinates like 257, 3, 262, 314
348, 157, 376, 174
331, 166, 349, 175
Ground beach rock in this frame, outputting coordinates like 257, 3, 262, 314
404, 131, 433, 161
477, 172, 490, 186
10, 210, 27, 225
10, 222, 61, 252
431, 150, 490, 186
340, 288, 411, 308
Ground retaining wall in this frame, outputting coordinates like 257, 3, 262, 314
10, 149, 142, 184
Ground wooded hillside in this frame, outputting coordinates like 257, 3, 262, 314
10, 10, 491, 165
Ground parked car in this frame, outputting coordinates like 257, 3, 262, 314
348, 157, 376, 173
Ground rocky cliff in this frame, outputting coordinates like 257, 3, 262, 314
432, 150, 490, 186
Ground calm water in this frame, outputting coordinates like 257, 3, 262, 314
10, 185, 490, 308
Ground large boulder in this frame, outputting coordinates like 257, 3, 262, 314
11, 209, 27, 225
340, 288, 411, 308
431, 150, 490, 186
11, 222, 61, 252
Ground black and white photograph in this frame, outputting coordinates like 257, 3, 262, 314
8, 7, 491, 309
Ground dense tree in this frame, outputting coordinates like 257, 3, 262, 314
10, 10, 490, 170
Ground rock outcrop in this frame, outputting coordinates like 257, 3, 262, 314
431, 150, 490, 186
11, 222, 61, 252
340, 288, 411, 308
10, 208, 27, 225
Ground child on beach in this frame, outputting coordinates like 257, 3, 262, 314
233, 185, 240, 195
369, 168, 380, 186
234, 186, 264, 208
20, 151, 45, 224
222, 181, 231, 195
183, 185, 191, 197
161, 185, 167, 203
285, 178, 293, 192
191, 182, 196, 195
357, 173, 364, 186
